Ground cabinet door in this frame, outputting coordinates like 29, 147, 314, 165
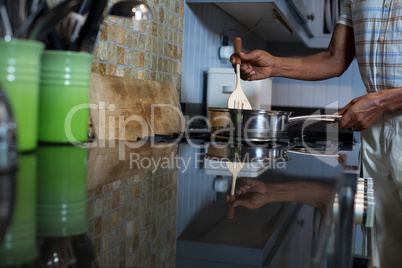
267, 205, 314, 268
286, 0, 326, 37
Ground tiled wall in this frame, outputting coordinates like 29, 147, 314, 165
88, 1, 184, 267
87, 169, 178, 267
92, 0, 184, 96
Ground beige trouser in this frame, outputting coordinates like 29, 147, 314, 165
361, 110, 402, 268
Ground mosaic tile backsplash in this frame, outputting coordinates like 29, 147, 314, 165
88, 1, 183, 267
87, 169, 178, 267
92, 0, 184, 96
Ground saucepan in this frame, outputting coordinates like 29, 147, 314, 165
206, 143, 290, 162
208, 107, 341, 141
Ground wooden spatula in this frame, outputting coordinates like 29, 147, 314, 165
226, 160, 245, 219
227, 37, 252, 110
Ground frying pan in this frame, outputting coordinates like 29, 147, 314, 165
208, 107, 341, 141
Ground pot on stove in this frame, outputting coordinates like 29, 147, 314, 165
207, 107, 341, 141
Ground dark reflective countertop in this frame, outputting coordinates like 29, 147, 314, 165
0, 139, 361, 268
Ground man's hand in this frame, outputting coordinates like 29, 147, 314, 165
230, 50, 276, 81
338, 92, 386, 131
225, 178, 271, 209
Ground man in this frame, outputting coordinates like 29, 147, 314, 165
230, 1, 402, 267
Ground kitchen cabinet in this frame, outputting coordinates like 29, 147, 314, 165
185, 0, 335, 48
268, 205, 315, 268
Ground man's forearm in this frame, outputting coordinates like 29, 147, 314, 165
271, 52, 346, 81
266, 181, 333, 209
271, 24, 355, 81
378, 87, 402, 112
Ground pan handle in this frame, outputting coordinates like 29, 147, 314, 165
288, 115, 341, 125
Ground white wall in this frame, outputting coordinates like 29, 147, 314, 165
271, 60, 365, 109
266, 42, 366, 109
181, 3, 266, 103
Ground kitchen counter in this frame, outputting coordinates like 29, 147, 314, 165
0, 138, 361, 267
176, 141, 360, 267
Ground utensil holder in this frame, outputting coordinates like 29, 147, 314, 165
39, 51, 93, 144
37, 145, 88, 236
0, 39, 44, 152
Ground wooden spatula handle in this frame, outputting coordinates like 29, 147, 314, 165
234, 37, 242, 65
227, 195, 235, 219
227, 203, 235, 219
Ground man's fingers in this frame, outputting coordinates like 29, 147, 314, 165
234, 184, 250, 196
338, 111, 354, 129
232, 199, 249, 208
230, 54, 235, 64
238, 51, 247, 59
338, 102, 351, 115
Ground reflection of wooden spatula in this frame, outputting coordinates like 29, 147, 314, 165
226, 160, 245, 219
227, 37, 252, 110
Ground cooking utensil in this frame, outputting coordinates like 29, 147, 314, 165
27, 0, 41, 15
13, 0, 46, 38
227, 37, 252, 110
77, 0, 153, 53
18, 0, 26, 29
74, 0, 106, 52
58, 0, 91, 50
226, 160, 244, 219
208, 107, 341, 141
5, 0, 18, 36
77, 0, 91, 14
40, 237, 77, 266
58, 11, 84, 49
28, 0, 83, 41
0, 0, 13, 38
